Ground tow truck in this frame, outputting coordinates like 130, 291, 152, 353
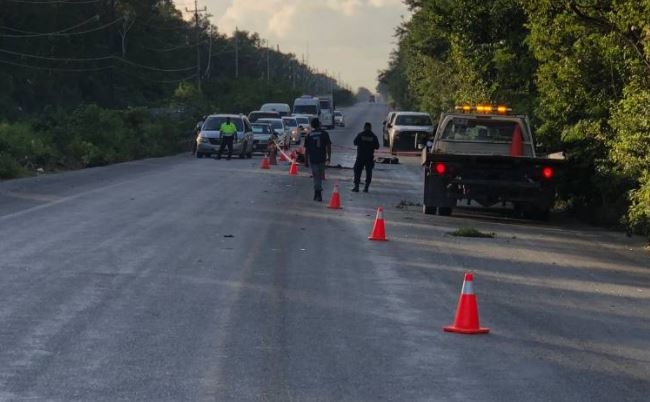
422, 105, 565, 219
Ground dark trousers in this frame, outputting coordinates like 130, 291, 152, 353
218, 136, 234, 158
354, 159, 374, 187
310, 163, 325, 191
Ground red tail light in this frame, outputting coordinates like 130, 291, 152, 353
542, 166, 553, 180
435, 162, 447, 175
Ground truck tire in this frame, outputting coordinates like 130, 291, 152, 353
526, 208, 549, 221
518, 203, 550, 221
423, 205, 437, 215
438, 207, 453, 216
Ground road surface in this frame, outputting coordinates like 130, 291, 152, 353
0, 102, 648, 401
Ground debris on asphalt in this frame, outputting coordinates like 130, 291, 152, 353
448, 227, 495, 238
396, 200, 421, 209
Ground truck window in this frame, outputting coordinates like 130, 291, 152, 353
441, 118, 523, 142
294, 105, 318, 115
395, 115, 432, 126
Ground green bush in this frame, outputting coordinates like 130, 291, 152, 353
627, 172, 650, 238
0, 103, 192, 180
0, 121, 58, 172
0, 153, 26, 179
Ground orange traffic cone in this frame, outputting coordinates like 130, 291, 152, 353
260, 155, 270, 169
327, 182, 342, 209
288, 159, 298, 175
510, 125, 523, 157
444, 273, 489, 334
368, 207, 387, 241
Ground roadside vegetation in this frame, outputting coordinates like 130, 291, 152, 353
378, 0, 650, 238
0, 1, 356, 179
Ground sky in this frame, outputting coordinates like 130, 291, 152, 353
174, 0, 410, 92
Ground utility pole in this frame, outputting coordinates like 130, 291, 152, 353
266, 40, 270, 82
234, 27, 239, 79
204, 26, 213, 78
186, 0, 207, 91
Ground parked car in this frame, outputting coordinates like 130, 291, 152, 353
248, 110, 280, 123
196, 114, 254, 159
293, 115, 311, 137
282, 116, 301, 144
256, 118, 289, 149
251, 122, 275, 154
260, 103, 291, 117
385, 111, 435, 154
334, 110, 345, 127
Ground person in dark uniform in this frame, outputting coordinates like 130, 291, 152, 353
352, 122, 380, 192
304, 118, 332, 201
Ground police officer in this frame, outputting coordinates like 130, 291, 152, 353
217, 117, 237, 160
304, 118, 332, 201
352, 122, 380, 192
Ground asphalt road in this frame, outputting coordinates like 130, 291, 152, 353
0, 102, 648, 401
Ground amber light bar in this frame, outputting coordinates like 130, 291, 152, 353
454, 104, 512, 115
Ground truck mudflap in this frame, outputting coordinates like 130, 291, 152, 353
424, 171, 456, 207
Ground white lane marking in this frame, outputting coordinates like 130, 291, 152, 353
0, 176, 145, 222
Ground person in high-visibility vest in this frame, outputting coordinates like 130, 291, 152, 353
217, 117, 238, 160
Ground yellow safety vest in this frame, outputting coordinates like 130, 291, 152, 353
220, 122, 237, 136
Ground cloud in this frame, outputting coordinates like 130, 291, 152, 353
325, 0, 362, 16
187, 0, 409, 90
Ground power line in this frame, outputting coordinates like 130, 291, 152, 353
113, 66, 197, 84
6, 0, 102, 4
138, 40, 207, 53
0, 48, 112, 62
0, 48, 195, 72
0, 17, 121, 38
0, 58, 111, 72
0, 15, 99, 36
113, 57, 195, 72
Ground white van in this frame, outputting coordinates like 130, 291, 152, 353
292, 96, 320, 122
260, 103, 291, 117
317, 94, 334, 129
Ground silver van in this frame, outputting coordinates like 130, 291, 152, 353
196, 114, 255, 159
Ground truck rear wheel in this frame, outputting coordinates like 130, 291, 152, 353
438, 207, 453, 216
423, 205, 437, 215
516, 203, 549, 221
